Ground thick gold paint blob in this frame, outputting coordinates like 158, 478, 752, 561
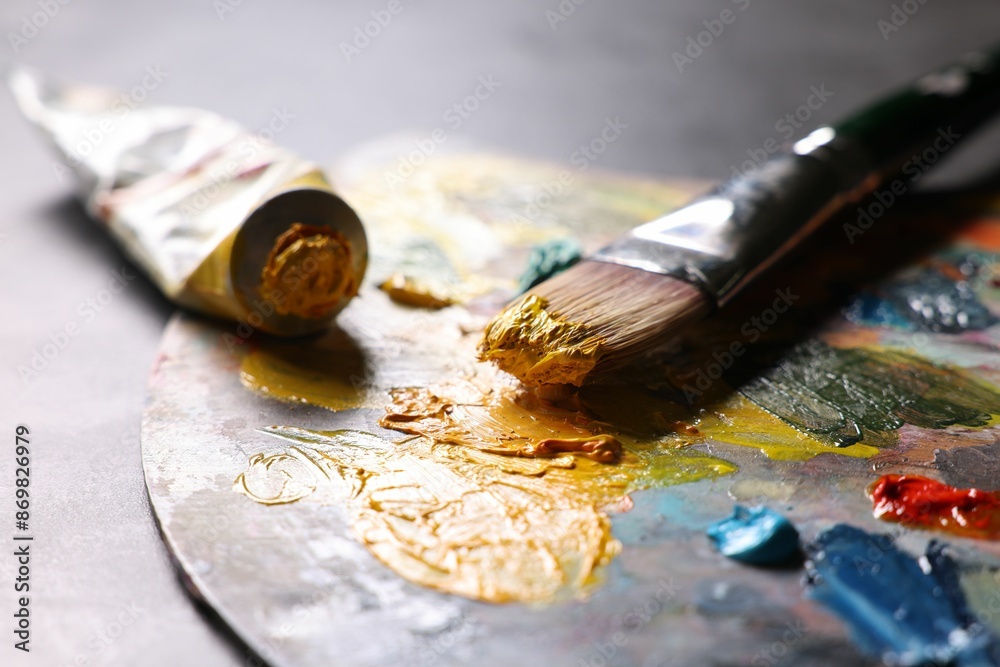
235, 429, 621, 603
379, 386, 624, 464
260, 223, 356, 319
378, 273, 455, 309
237, 376, 736, 603
478, 294, 604, 386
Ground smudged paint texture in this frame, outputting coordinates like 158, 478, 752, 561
936, 441, 1000, 490
805, 524, 1000, 666
868, 474, 1000, 539
729, 340, 1000, 447
231, 156, 1000, 612
234, 421, 733, 603
706, 505, 799, 565
844, 255, 997, 333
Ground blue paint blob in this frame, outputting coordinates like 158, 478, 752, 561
805, 524, 1000, 667
706, 505, 799, 566
843, 291, 913, 330
843, 263, 997, 333
517, 238, 582, 293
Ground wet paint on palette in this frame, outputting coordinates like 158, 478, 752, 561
843, 255, 998, 333
706, 505, 799, 566
728, 340, 1000, 447
378, 273, 457, 309
234, 420, 734, 603
226, 154, 1000, 631
233, 267, 1000, 604
868, 474, 1000, 540
805, 524, 1000, 667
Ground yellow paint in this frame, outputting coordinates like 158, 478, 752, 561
478, 294, 604, 386
378, 383, 632, 466
260, 223, 357, 319
240, 333, 377, 411
232, 154, 889, 603
369, 379, 736, 602
378, 273, 456, 309
236, 334, 885, 604
698, 394, 880, 460
236, 376, 736, 603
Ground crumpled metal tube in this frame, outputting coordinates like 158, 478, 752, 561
6, 64, 367, 336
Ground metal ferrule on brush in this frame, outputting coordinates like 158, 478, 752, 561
592, 129, 876, 307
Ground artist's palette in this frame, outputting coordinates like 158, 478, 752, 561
142, 155, 1000, 667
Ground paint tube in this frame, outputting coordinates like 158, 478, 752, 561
5, 64, 367, 336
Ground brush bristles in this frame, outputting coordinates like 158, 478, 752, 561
529, 261, 713, 372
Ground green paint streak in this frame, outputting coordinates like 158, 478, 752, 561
735, 341, 1000, 447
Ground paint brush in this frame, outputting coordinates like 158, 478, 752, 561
479, 48, 1000, 387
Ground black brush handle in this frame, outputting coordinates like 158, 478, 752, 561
594, 45, 1000, 306
834, 48, 1000, 172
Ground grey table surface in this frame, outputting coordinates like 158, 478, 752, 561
1, 1, 999, 665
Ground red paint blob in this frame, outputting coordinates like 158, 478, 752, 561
868, 474, 1000, 539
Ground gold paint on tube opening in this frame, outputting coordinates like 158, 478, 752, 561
261, 223, 357, 319
6, 64, 368, 337
178, 183, 368, 336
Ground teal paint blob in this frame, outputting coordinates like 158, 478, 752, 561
517, 238, 582, 293
706, 505, 799, 565
805, 524, 1000, 667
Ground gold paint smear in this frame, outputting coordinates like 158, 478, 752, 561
571, 377, 880, 461
238, 331, 881, 463
478, 294, 604, 386
235, 379, 737, 603
236, 429, 621, 603
260, 223, 356, 319
234, 345, 879, 604
378, 273, 456, 309
240, 333, 378, 411
379, 386, 623, 464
